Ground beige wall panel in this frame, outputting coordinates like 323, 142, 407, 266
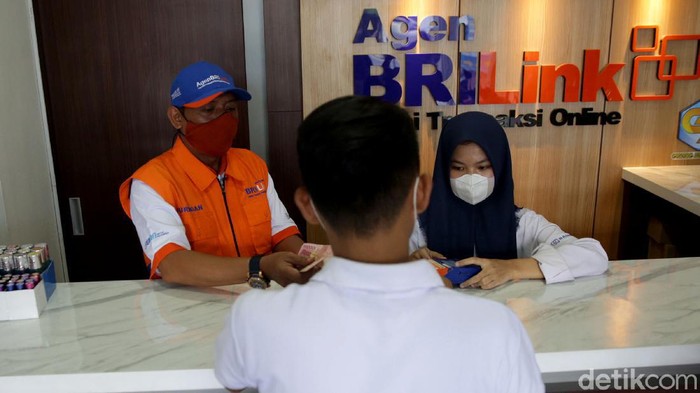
301, 0, 460, 169
301, 0, 359, 243
301, 0, 698, 254
453, 0, 613, 239
595, 0, 700, 258
301, 0, 460, 242
300, 0, 354, 115
391, 1, 460, 176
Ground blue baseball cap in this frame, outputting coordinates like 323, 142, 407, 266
170, 61, 251, 108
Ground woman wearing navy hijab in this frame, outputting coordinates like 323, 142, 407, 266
410, 111, 608, 289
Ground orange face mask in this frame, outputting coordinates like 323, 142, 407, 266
183, 112, 239, 157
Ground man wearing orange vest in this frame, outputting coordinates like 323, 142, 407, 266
120, 61, 314, 288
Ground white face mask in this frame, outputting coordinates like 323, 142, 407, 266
450, 174, 495, 205
409, 177, 420, 254
411, 177, 420, 221
309, 199, 328, 231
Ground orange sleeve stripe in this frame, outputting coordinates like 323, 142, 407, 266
271, 226, 301, 247
150, 243, 187, 279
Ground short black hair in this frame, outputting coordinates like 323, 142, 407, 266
297, 95, 419, 237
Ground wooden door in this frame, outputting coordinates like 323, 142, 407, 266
32, 0, 249, 281
264, 0, 306, 239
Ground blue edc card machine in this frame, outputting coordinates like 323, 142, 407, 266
435, 258, 482, 287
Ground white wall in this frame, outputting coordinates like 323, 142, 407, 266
0, 0, 66, 281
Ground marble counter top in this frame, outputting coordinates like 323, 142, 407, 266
0, 280, 243, 392
622, 165, 700, 216
1, 258, 699, 392
462, 257, 700, 385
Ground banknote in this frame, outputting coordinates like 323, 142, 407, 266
298, 243, 333, 272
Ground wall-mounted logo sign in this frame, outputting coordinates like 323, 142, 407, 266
630, 26, 700, 101
352, 9, 700, 129
678, 100, 700, 150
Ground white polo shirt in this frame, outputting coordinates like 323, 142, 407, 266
215, 257, 544, 393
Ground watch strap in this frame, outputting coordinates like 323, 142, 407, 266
249, 255, 262, 275
248, 255, 270, 284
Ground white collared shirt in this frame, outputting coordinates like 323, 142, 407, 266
409, 208, 609, 284
215, 257, 544, 393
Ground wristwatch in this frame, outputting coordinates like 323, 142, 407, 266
247, 255, 269, 289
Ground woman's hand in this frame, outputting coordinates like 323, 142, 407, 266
410, 247, 445, 261
456, 257, 512, 289
457, 257, 542, 289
